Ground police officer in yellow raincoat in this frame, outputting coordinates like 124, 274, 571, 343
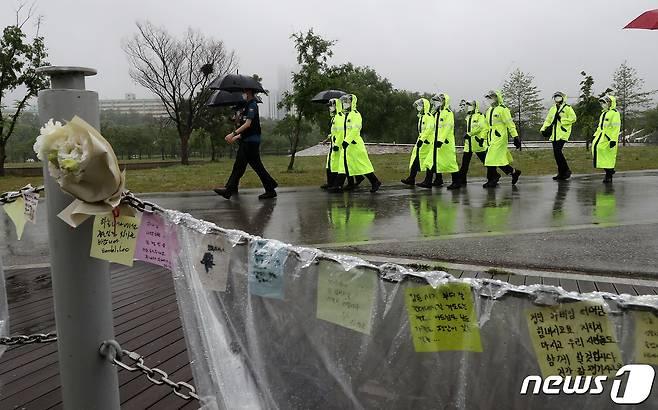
591, 95, 621, 184
417, 93, 460, 189
329, 94, 382, 193
458, 99, 498, 186
540, 91, 577, 180
321, 98, 343, 190
483, 90, 522, 187
402, 98, 435, 186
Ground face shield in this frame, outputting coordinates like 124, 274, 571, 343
431, 94, 444, 111
328, 99, 336, 114
413, 99, 424, 113
460, 99, 474, 113
340, 95, 352, 110
599, 97, 610, 111
485, 91, 497, 106
553, 92, 564, 104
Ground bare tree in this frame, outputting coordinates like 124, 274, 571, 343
611, 60, 656, 145
123, 22, 237, 165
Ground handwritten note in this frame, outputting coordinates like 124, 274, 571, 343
526, 301, 623, 377
405, 283, 482, 352
196, 234, 231, 291
316, 263, 377, 335
248, 239, 287, 299
135, 213, 172, 270
3, 197, 27, 240
90, 214, 139, 266
23, 191, 39, 223
633, 311, 658, 365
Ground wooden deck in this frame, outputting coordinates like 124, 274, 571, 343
0, 262, 198, 409
1, 262, 656, 409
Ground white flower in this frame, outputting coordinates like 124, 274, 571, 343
33, 119, 63, 161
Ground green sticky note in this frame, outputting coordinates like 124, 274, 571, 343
633, 311, 658, 365
405, 283, 482, 353
3, 197, 27, 240
90, 213, 140, 266
316, 263, 377, 335
526, 300, 623, 377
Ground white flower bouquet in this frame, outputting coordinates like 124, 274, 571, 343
34, 116, 127, 227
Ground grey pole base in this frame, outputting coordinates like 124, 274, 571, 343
38, 66, 120, 410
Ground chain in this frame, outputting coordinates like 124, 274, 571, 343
120, 191, 164, 214
0, 185, 45, 205
0, 332, 57, 346
100, 341, 199, 401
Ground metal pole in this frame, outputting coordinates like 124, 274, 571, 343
37, 66, 120, 410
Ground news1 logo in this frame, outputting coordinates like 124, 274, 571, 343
520, 364, 655, 404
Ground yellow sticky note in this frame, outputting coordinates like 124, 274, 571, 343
90, 213, 140, 266
3, 197, 27, 240
526, 301, 623, 377
316, 263, 377, 335
633, 311, 658, 365
405, 283, 482, 353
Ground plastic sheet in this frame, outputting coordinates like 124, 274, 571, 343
165, 211, 658, 410
0, 255, 8, 359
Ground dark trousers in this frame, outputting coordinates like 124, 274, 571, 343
460, 151, 490, 182
552, 140, 570, 175
408, 156, 420, 179
487, 165, 513, 181
226, 142, 277, 192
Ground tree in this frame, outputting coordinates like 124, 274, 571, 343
274, 114, 313, 155
0, 4, 49, 175
574, 71, 601, 149
611, 61, 657, 145
123, 21, 237, 165
501, 68, 543, 139
280, 29, 335, 170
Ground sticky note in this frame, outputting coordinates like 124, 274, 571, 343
633, 311, 658, 365
316, 263, 377, 335
23, 191, 39, 223
526, 301, 623, 377
248, 239, 287, 299
196, 234, 231, 291
90, 213, 139, 266
135, 213, 172, 270
3, 197, 27, 240
405, 283, 482, 353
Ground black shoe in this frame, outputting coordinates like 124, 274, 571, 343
603, 176, 613, 184
446, 182, 461, 190
370, 180, 382, 193
213, 188, 232, 200
258, 190, 277, 200
320, 183, 330, 190
552, 175, 560, 180
401, 177, 416, 186
328, 186, 344, 193
511, 170, 521, 185
343, 184, 357, 191
556, 171, 571, 181
462, 179, 468, 186
432, 177, 444, 187
494, 174, 501, 183
355, 175, 365, 186
416, 181, 433, 189
483, 181, 498, 188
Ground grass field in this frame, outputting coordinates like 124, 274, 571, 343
2, 146, 658, 194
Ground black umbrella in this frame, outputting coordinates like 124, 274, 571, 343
206, 90, 263, 107
209, 73, 266, 93
311, 89, 347, 104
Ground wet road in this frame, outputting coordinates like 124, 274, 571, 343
2, 170, 658, 276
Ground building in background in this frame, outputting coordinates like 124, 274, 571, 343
100, 93, 168, 117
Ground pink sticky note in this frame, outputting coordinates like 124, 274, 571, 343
135, 213, 172, 270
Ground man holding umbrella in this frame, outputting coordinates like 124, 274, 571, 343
213, 77, 278, 199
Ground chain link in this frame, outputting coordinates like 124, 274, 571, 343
0, 332, 57, 346
0, 185, 45, 205
120, 192, 164, 214
104, 346, 199, 401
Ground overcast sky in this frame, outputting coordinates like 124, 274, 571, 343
2, 0, 657, 107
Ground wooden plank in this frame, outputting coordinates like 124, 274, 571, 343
576, 280, 597, 294
559, 278, 579, 293
613, 283, 638, 296
594, 281, 617, 294
541, 276, 560, 288
634, 285, 658, 296
524, 275, 542, 286
507, 274, 525, 286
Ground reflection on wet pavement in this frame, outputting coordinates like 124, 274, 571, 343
2, 171, 657, 266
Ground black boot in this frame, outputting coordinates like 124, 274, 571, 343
432, 174, 444, 187
354, 175, 365, 186
416, 171, 434, 189
511, 169, 522, 185
401, 176, 416, 186
328, 174, 347, 193
321, 169, 336, 190
446, 172, 462, 190
603, 169, 614, 184
213, 187, 233, 199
